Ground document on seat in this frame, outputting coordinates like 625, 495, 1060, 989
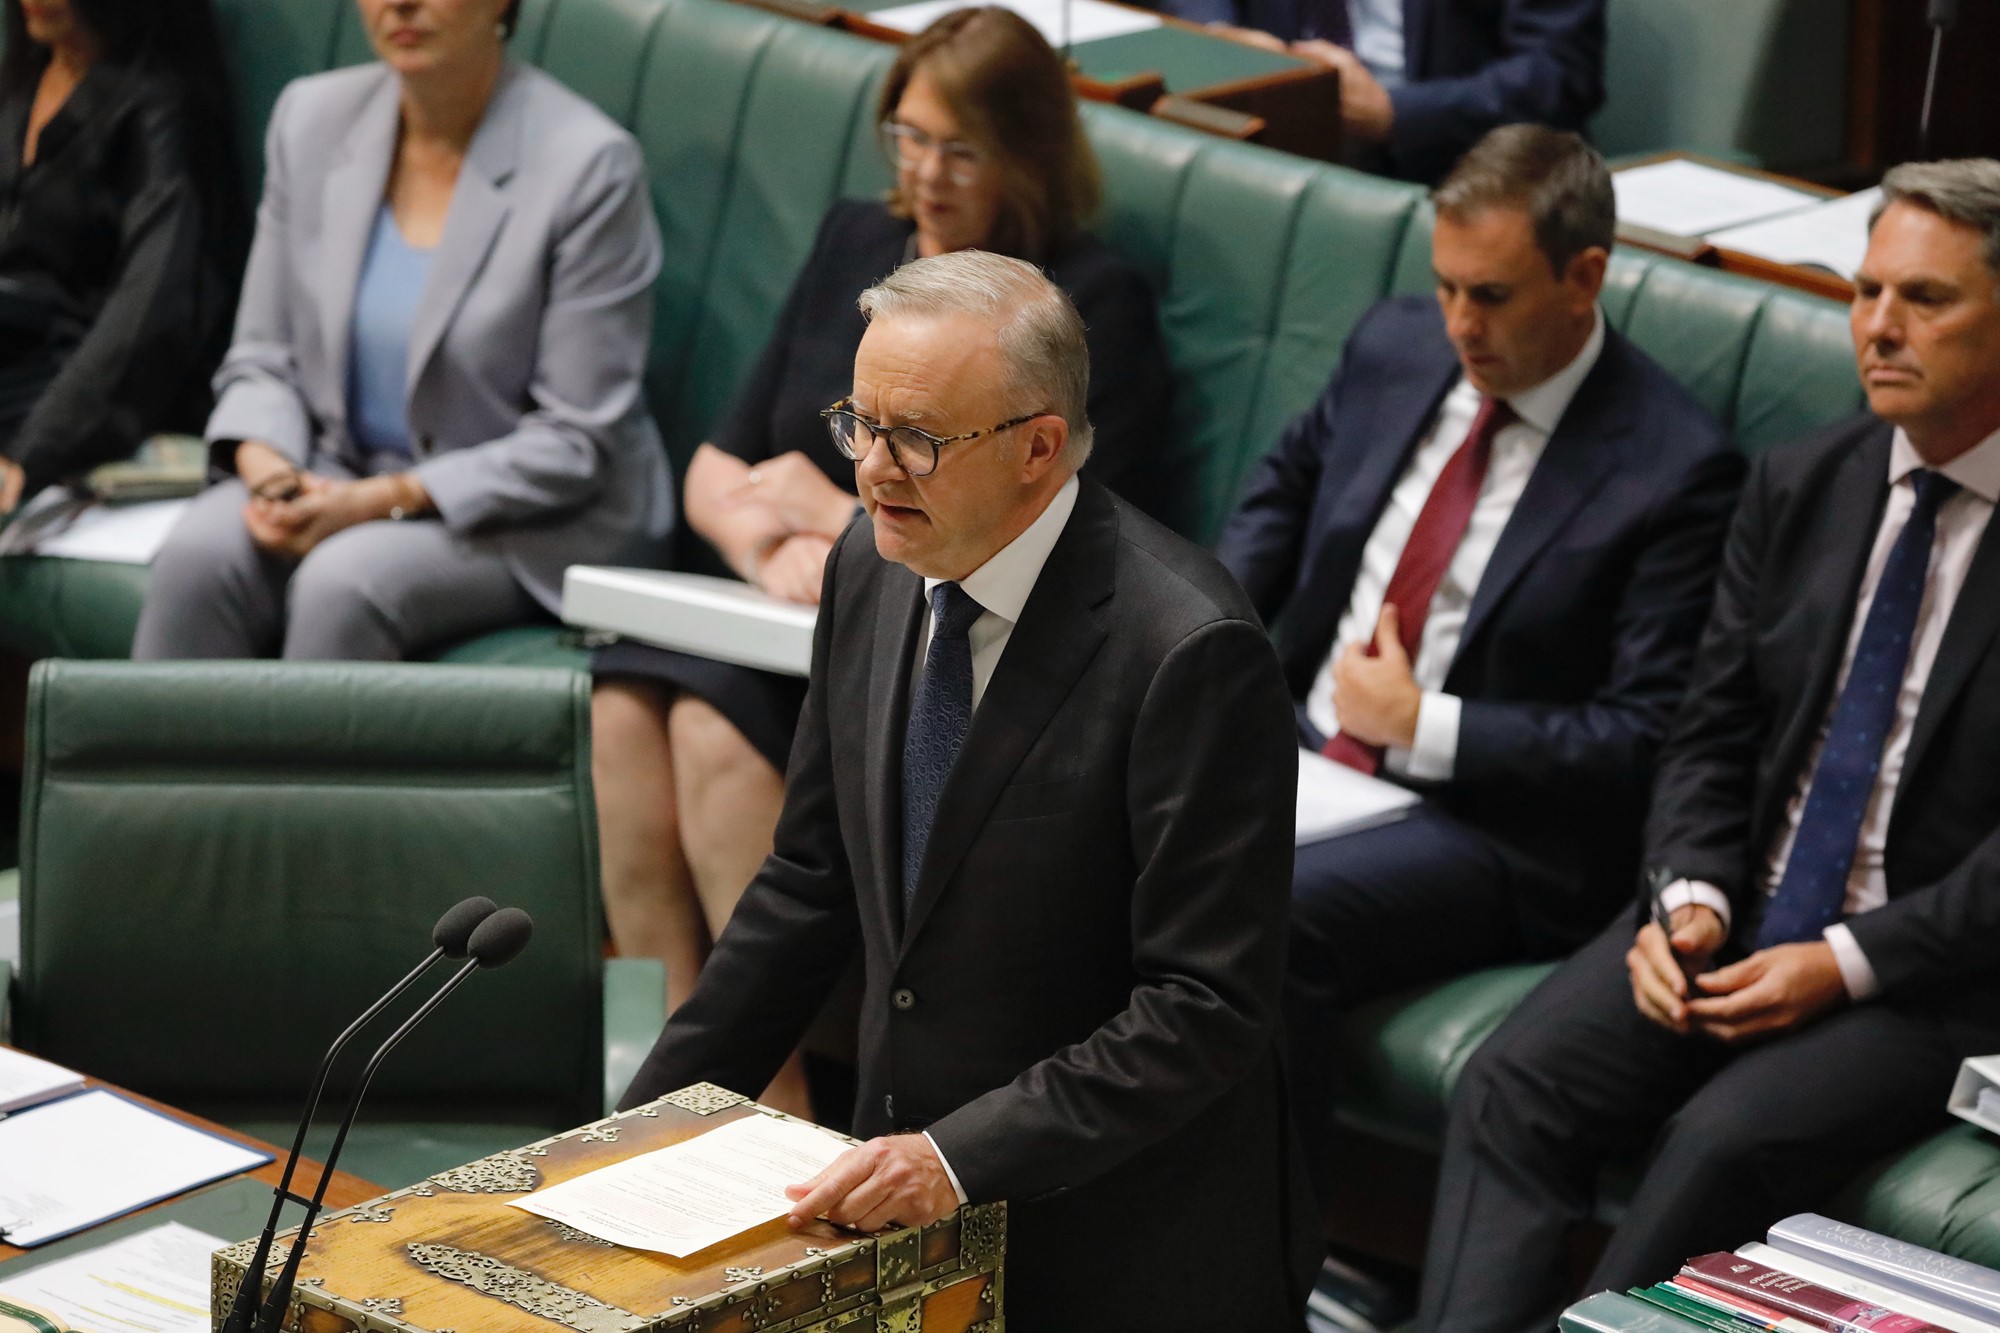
1611, 158, 1821, 238
0, 489, 189, 563
0, 1090, 271, 1247
0, 1046, 86, 1117
513, 1112, 853, 1258
869, 0, 1160, 47
562, 566, 818, 677
1705, 186, 1881, 280
0, 1222, 228, 1333
1295, 746, 1420, 846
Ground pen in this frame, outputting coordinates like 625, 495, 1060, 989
1647, 867, 1704, 997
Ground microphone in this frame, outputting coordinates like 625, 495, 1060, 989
218, 897, 498, 1333
1920, 0, 1960, 157
250, 909, 535, 1333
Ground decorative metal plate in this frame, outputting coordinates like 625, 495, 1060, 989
428, 1150, 542, 1194
960, 1204, 1005, 1267
406, 1242, 643, 1333
659, 1083, 749, 1116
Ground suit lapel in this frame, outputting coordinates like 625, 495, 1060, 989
1453, 343, 1632, 662
1899, 502, 2000, 795
864, 566, 926, 949
898, 484, 1117, 954
317, 74, 400, 426
1754, 425, 1893, 846
406, 64, 523, 394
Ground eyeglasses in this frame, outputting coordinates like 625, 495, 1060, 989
880, 121, 985, 186
821, 398, 1048, 477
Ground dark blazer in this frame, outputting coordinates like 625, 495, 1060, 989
1645, 414, 2000, 1035
622, 481, 1317, 1330
1217, 296, 1742, 940
1148, 0, 1605, 183
0, 60, 233, 500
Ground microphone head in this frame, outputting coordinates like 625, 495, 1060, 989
432, 897, 500, 959
467, 908, 534, 969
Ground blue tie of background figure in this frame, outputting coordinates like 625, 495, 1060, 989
1755, 469, 1959, 950
902, 582, 984, 906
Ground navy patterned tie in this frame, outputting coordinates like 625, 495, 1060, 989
1756, 469, 1958, 949
902, 582, 983, 905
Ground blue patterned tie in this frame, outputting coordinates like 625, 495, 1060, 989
902, 582, 983, 905
1756, 469, 1958, 949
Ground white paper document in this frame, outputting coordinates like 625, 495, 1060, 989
0, 1091, 270, 1247
870, 0, 1159, 47
562, 566, 818, 677
0, 489, 189, 564
1706, 186, 1881, 280
514, 1113, 853, 1258
0, 1223, 228, 1333
1295, 746, 1420, 846
0, 1046, 85, 1117
1612, 159, 1820, 239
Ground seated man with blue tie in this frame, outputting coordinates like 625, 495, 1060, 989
1415, 158, 2000, 1333
1152, 0, 1605, 183
1215, 124, 1743, 1207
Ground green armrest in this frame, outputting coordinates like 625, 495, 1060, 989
1839, 1123, 2000, 1270
1334, 963, 1557, 1152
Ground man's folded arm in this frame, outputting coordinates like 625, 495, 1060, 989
926, 617, 1297, 1202
617, 531, 864, 1110
1450, 447, 1745, 792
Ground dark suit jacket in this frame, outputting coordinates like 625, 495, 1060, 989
1217, 297, 1742, 942
1148, 0, 1605, 183
622, 480, 1317, 1330
1645, 414, 2000, 1038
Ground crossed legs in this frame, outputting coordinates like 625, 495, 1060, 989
592, 679, 810, 1115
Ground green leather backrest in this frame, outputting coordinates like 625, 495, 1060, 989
208, 0, 1861, 545
15, 662, 605, 1127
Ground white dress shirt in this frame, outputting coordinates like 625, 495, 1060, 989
1347, 0, 1406, 87
1307, 309, 1605, 779
907, 472, 1080, 1202
1662, 425, 2000, 1000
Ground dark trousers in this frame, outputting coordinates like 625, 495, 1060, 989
1287, 803, 1570, 1203
1416, 917, 1970, 1333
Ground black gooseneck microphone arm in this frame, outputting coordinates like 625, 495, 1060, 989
250, 908, 534, 1333
218, 897, 498, 1333
1921, 0, 1960, 159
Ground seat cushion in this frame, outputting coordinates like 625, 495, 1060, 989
0, 558, 150, 659
1334, 963, 1557, 1152
1838, 1123, 2000, 1270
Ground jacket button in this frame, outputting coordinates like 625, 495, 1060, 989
891, 988, 917, 1011
418, 434, 435, 454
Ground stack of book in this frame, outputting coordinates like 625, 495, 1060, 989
1564, 1214, 2000, 1332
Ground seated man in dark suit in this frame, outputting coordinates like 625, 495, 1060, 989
1417, 158, 2000, 1333
1215, 124, 1743, 1205
621, 250, 1317, 1330
1151, 0, 1605, 183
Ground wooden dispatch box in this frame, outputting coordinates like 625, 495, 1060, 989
210, 1084, 1005, 1333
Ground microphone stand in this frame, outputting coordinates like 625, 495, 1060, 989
1920, 0, 1958, 159
249, 960, 487, 1333
216, 947, 448, 1333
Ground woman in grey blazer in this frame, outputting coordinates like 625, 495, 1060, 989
132, 0, 672, 661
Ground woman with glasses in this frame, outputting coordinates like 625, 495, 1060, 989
0, 0, 246, 518
130, 0, 672, 661
591, 5, 1173, 1116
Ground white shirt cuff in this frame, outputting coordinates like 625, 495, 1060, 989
923, 1131, 969, 1206
1659, 878, 1733, 937
1390, 690, 1459, 782
1823, 923, 1880, 1002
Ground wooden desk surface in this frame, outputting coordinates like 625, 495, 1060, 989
0, 1073, 382, 1264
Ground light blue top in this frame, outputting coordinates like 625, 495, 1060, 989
1349, 0, 1406, 88
347, 206, 434, 458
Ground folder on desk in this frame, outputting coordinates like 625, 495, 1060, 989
562, 567, 818, 677
0, 1090, 270, 1247
0, 1047, 85, 1117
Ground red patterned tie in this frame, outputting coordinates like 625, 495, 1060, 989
1323, 395, 1517, 774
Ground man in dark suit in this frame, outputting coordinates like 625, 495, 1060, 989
1216, 125, 1742, 1204
1154, 0, 1604, 183
1417, 158, 2000, 1333
621, 250, 1316, 1330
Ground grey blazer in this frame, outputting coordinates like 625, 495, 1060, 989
205, 61, 674, 611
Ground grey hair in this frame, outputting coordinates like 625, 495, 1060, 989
1872, 159, 2000, 287
857, 250, 1094, 469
